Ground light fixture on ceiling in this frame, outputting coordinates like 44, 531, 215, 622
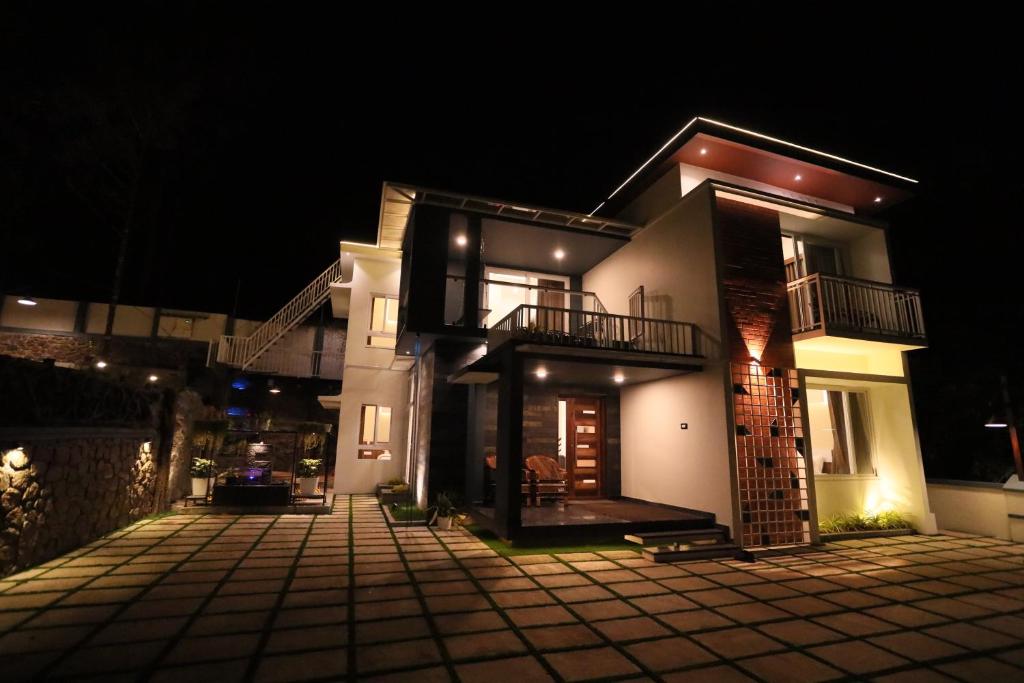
455, 234, 467, 247
95, 360, 108, 369
535, 368, 548, 379
148, 374, 159, 382
985, 415, 1008, 428
699, 148, 707, 156
553, 249, 565, 260
268, 380, 281, 394
794, 174, 802, 181
613, 373, 625, 384
874, 196, 883, 203
16, 296, 37, 306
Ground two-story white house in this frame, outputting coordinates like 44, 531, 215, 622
223, 117, 936, 552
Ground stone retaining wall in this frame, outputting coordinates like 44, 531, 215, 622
1, 430, 159, 577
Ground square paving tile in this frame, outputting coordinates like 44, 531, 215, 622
756, 619, 844, 646
544, 646, 640, 681
521, 624, 603, 651
456, 654, 553, 683
692, 627, 784, 658
592, 615, 671, 641
625, 636, 718, 672
444, 629, 527, 660
868, 630, 967, 661
807, 639, 910, 674
738, 650, 842, 682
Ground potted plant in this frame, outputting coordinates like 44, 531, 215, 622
429, 492, 456, 530
296, 458, 322, 495
190, 458, 216, 497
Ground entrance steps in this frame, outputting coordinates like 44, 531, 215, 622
625, 527, 739, 562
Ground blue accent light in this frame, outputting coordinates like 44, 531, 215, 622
226, 406, 248, 417
231, 378, 250, 391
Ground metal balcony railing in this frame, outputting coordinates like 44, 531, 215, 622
445, 275, 608, 327
488, 304, 701, 357
787, 273, 926, 341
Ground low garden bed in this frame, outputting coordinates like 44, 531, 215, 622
382, 500, 428, 527
818, 511, 914, 542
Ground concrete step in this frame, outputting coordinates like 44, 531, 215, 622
641, 540, 740, 563
624, 527, 728, 546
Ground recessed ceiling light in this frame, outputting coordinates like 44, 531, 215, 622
613, 373, 625, 384
455, 234, 467, 246
553, 249, 565, 260
95, 360, 107, 369
535, 368, 548, 379
16, 296, 37, 306
874, 196, 883, 203
794, 174, 802, 181
269, 387, 281, 394
148, 374, 158, 382
699, 148, 707, 156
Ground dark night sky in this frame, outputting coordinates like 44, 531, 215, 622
2, 7, 1022, 479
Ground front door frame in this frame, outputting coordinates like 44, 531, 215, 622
564, 395, 606, 498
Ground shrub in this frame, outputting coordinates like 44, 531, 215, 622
386, 477, 407, 486
296, 458, 322, 478
189, 458, 216, 478
819, 511, 912, 534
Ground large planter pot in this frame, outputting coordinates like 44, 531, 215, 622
191, 477, 209, 497
436, 515, 453, 531
297, 477, 319, 496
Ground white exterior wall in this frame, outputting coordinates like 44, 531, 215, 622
333, 254, 410, 493
585, 185, 735, 531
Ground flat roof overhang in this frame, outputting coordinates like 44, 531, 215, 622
449, 343, 704, 386
594, 117, 917, 218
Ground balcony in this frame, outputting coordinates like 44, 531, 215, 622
445, 275, 608, 328
787, 273, 926, 344
488, 304, 701, 357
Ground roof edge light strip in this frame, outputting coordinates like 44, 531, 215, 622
589, 116, 918, 216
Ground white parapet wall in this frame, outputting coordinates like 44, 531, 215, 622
926, 479, 1024, 541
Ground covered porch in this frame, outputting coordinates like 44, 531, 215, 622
454, 344, 711, 540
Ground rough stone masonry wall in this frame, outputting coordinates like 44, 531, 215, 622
1, 432, 158, 577
165, 390, 204, 503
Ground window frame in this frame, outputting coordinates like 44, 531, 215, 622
805, 384, 877, 479
366, 293, 398, 349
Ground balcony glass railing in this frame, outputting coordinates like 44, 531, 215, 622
488, 304, 701, 357
787, 273, 925, 341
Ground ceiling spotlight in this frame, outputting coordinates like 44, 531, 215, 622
985, 415, 1008, 428
794, 174, 802, 181
699, 148, 708, 156
455, 234, 468, 247
148, 374, 159, 382
874, 196, 883, 203
535, 368, 548, 379
613, 373, 625, 384
269, 387, 281, 394
553, 249, 565, 260
95, 360, 108, 369
16, 296, 37, 306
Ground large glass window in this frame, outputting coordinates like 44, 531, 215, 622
358, 404, 393, 461
807, 388, 875, 475
367, 295, 398, 348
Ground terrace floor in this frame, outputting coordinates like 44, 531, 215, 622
3, 497, 1024, 682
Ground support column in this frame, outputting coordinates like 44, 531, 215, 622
494, 350, 523, 538
463, 214, 483, 332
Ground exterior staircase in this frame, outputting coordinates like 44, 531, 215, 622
625, 526, 738, 562
216, 258, 345, 372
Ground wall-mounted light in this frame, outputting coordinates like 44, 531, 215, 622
553, 249, 565, 260
148, 374, 159, 382
16, 296, 37, 306
2, 447, 28, 471
95, 360, 108, 369
455, 235, 468, 247
613, 373, 625, 384
141, 441, 152, 454
535, 368, 548, 379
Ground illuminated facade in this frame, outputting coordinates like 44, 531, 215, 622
330, 117, 935, 546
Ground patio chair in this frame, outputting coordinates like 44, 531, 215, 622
483, 454, 533, 506
525, 455, 568, 506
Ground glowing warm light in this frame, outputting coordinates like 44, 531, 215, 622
613, 373, 625, 384
148, 374, 158, 382
455, 235, 468, 247
2, 447, 28, 471
714, 190, 823, 220
95, 360, 108, 369
985, 420, 1008, 429
141, 441, 152, 454
874, 196, 883, 203
699, 147, 707, 155
794, 174, 802, 181
16, 297, 37, 306
269, 387, 281, 394
553, 249, 565, 260
535, 368, 548, 379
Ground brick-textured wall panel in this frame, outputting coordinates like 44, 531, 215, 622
716, 197, 809, 547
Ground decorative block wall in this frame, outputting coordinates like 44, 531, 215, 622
716, 197, 810, 547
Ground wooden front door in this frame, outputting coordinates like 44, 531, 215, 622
566, 397, 604, 497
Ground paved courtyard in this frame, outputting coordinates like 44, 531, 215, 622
3, 497, 1024, 681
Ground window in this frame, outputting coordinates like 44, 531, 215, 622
359, 404, 392, 444
807, 388, 875, 475
367, 295, 398, 348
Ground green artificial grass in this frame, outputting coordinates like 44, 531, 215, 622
819, 510, 912, 534
462, 524, 639, 556
388, 501, 428, 522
